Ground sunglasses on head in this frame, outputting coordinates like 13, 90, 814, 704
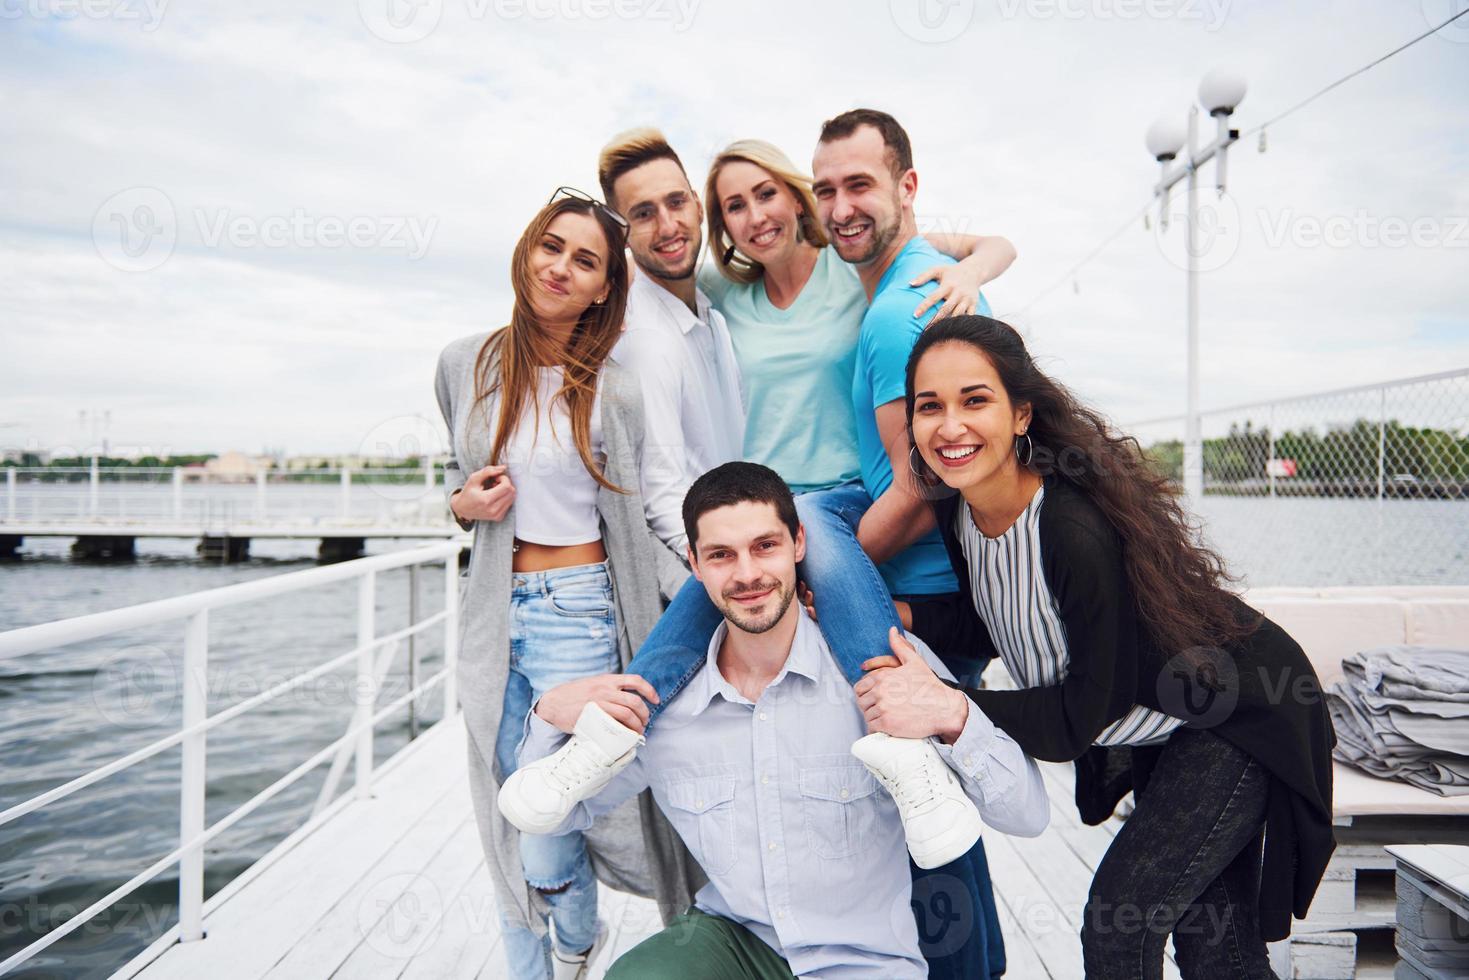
547, 186, 629, 245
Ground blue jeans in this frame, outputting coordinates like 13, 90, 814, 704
495, 561, 617, 980
624, 481, 902, 718
889, 592, 1006, 978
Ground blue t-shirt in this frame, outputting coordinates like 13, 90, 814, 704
852, 237, 992, 597
699, 250, 865, 493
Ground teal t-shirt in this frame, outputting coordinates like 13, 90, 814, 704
700, 248, 865, 493
852, 237, 992, 597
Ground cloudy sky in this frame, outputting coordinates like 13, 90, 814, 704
3, 0, 1467, 459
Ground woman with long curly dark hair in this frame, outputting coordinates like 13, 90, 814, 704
859, 315, 1335, 978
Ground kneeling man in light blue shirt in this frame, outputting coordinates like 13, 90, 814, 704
518, 461, 1049, 979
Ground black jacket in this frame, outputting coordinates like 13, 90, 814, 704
909, 475, 1336, 942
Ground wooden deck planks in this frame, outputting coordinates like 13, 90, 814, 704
134, 716, 1202, 980
136, 719, 467, 980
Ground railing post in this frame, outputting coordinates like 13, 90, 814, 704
340, 468, 351, 523
407, 564, 420, 740
173, 467, 183, 522
179, 610, 209, 942
255, 470, 267, 523
443, 551, 459, 718
1377, 386, 1387, 504
89, 457, 99, 518
6, 467, 14, 521
355, 571, 376, 800
1267, 403, 1277, 500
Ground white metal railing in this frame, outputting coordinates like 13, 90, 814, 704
0, 540, 465, 975
0, 465, 452, 528
1129, 367, 1469, 586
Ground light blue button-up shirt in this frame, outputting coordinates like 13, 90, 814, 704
520, 612, 1049, 979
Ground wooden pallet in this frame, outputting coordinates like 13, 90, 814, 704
1276, 817, 1469, 979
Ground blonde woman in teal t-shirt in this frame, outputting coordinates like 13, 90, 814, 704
698, 138, 1015, 980
697, 138, 1012, 493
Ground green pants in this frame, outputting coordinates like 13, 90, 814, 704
606, 908, 796, 980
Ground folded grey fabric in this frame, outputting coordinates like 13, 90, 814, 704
1341, 646, 1469, 697
1328, 646, 1469, 796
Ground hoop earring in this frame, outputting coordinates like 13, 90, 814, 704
908, 444, 933, 483
1015, 432, 1034, 467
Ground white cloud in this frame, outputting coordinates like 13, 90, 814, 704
2, 0, 1466, 455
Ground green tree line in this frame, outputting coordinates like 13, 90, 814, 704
1143, 419, 1469, 487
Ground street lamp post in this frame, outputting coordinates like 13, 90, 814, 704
1147, 67, 1248, 512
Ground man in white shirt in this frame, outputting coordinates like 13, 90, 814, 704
599, 127, 745, 554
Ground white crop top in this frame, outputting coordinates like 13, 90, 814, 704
504, 367, 605, 545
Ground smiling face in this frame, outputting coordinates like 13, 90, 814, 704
689, 500, 805, 635
910, 341, 1033, 492
524, 210, 612, 326
715, 159, 807, 268
612, 157, 704, 282
811, 124, 912, 266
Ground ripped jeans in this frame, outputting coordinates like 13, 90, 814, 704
495, 561, 618, 980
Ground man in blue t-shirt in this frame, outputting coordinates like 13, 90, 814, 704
812, 108, 1007, 980
812, 110, 992, 602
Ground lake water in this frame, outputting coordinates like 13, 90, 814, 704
1, 496, 1465, 977
0, 537, 451, 979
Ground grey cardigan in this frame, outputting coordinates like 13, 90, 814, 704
433, 331, 704, 941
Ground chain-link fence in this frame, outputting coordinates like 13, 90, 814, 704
1129, 368, 1469, 587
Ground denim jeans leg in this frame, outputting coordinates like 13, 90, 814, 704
499, 916, 553, 980
521, 831, 599, 954
1081, 728, 1273, 980
794, 482, 903, 685
622, 573, 726, 729
495, 563, 622, 978
495, 663, 535, 781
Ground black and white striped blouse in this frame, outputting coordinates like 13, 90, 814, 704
955, 484, 1183, 747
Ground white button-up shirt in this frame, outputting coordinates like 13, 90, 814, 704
520, 612, 1050, 979
613, 273, 745, 554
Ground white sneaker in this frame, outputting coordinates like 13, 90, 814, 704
551, 920, 607, 980
851, 732, 984, 870
498, 703, 644, 835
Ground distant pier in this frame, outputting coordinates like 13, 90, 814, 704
0, 522, 461, 563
